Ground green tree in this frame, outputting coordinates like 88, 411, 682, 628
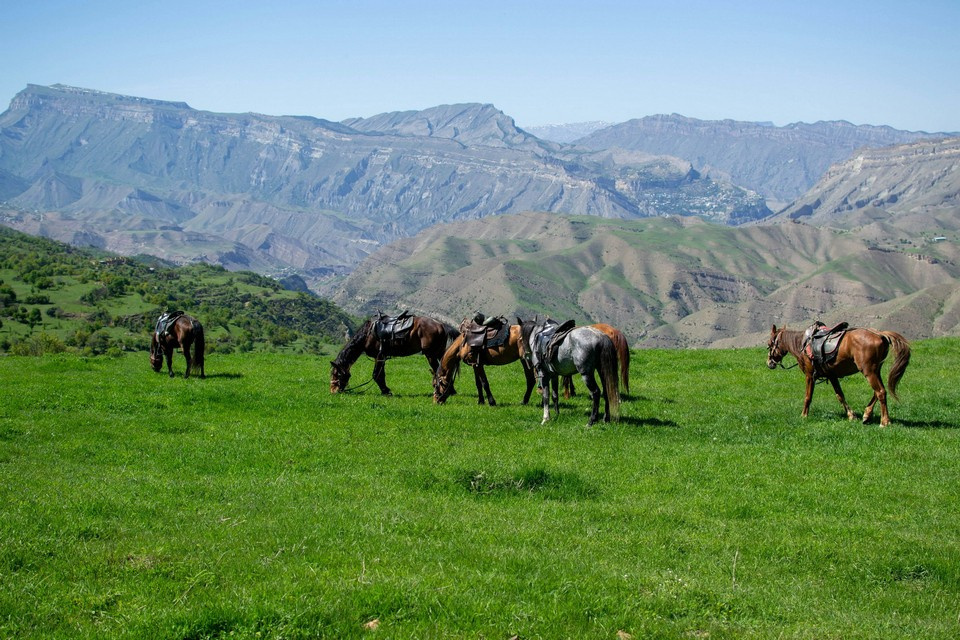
28, 307, 42, 331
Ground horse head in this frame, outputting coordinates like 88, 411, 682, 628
433, 368, 454, 404
330, 360, 351, 393
149, 334, 163, 372
767, 324, 787, 369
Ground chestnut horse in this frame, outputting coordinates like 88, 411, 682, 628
433, 325, 535, 405
150, 313, 205, 378
562, 323, 630, 396
766, 324, 910, 426
330, 315, 448, 395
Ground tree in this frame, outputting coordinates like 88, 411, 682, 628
28, 307, 43, 332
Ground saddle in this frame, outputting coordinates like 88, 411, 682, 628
460, 315, 509, 364
533, 319, 576, 375
374, 310, 414, 353
155, 310, 184, 338
802, 321, 849, 376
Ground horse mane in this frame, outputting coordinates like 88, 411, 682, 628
334, 319, 373, 367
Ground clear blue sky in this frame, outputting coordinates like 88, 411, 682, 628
3, 0, 959, 132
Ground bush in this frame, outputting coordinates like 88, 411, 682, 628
8, 332, 67, 356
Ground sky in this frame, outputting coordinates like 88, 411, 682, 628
3, 0, 959, 132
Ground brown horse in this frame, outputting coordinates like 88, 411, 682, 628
150, 313, 205, 378
562, 323, 630, 397
766, 324, 910, 426
330, 315, 448, 395
433, 325, 535, 405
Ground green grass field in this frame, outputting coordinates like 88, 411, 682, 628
1, 340, 958, 638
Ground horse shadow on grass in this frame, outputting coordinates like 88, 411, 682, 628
896, 418, 960, 430
202, 372, 244, 379
615, 415, 679, 429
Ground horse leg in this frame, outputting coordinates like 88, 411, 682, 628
550, 376, 560, 416
472, 366, 486, 405
479, 366, 496, 406
581, 372, 601, 426
165, 345, 175, 378
373, 358, 392, 395
182, 340, 193, 379
521, 361, 535, 405
828, 377, 855, 421
801, 374, 814, 417
540, 375, 552, 424
862, 370, 889, 426
563, 375, 576, 399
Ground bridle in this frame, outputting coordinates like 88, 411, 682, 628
768, 329, 797, 370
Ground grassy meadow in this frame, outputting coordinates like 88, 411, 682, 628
1, 339, 959, 638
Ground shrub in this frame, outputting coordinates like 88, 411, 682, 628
8, 332, 67, 356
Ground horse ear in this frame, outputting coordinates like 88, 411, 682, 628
771, 324, 777, 334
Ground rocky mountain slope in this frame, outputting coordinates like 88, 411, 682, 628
775, 137, 960, 236
331, 211, 960, 347
574, 114, 952, 203
0, 85, 768, 286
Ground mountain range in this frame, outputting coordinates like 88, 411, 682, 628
0, 84, 768, 286
2, 84, 959, 346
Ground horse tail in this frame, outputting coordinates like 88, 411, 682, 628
881, 331, 910, 401
599, 336, 621, 421
194, 321, 205, 365
613, 333, 630, 393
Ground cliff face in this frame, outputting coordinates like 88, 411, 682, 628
0, 85, 768, 281
776, 137, 960, 225
574, 114, 950, 202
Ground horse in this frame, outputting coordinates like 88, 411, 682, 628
519, 317, 620, 426
766, 324, 911, 426
433, 324, 535, 405
330, 314, 448, 395
150, 313, 205, 379
562, 323, 630, 397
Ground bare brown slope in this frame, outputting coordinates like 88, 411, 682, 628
331, 212, 960, 347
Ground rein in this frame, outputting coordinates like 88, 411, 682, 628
340, 376, 376, 392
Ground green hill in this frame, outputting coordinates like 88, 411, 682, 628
0, 225, 356, 356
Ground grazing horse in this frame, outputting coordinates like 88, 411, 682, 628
520, 317, 620, 426
433, 324, 535, 405
330, 314, 448, 395
562, 323, 631, 397
766, 324, 911, 426
150, 312, 205, 379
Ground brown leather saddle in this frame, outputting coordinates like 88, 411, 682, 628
802, 321, 849, 376
374, 311, 414, 353
155, 310, 184, 338
460, 315, 509, 365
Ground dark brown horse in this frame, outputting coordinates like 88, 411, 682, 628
433, 325, 535, 405
562, 323, 631, 397
766, 324, 910, 426
150, 313, 205, 378
330, 315, 448, 395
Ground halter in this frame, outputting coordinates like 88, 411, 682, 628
768, 329, 798, 370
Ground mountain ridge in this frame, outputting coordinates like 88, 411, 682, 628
573, 113, 955, 202
0, 84, 770, 285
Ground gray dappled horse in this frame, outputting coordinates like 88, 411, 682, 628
519, 317, 620, 426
